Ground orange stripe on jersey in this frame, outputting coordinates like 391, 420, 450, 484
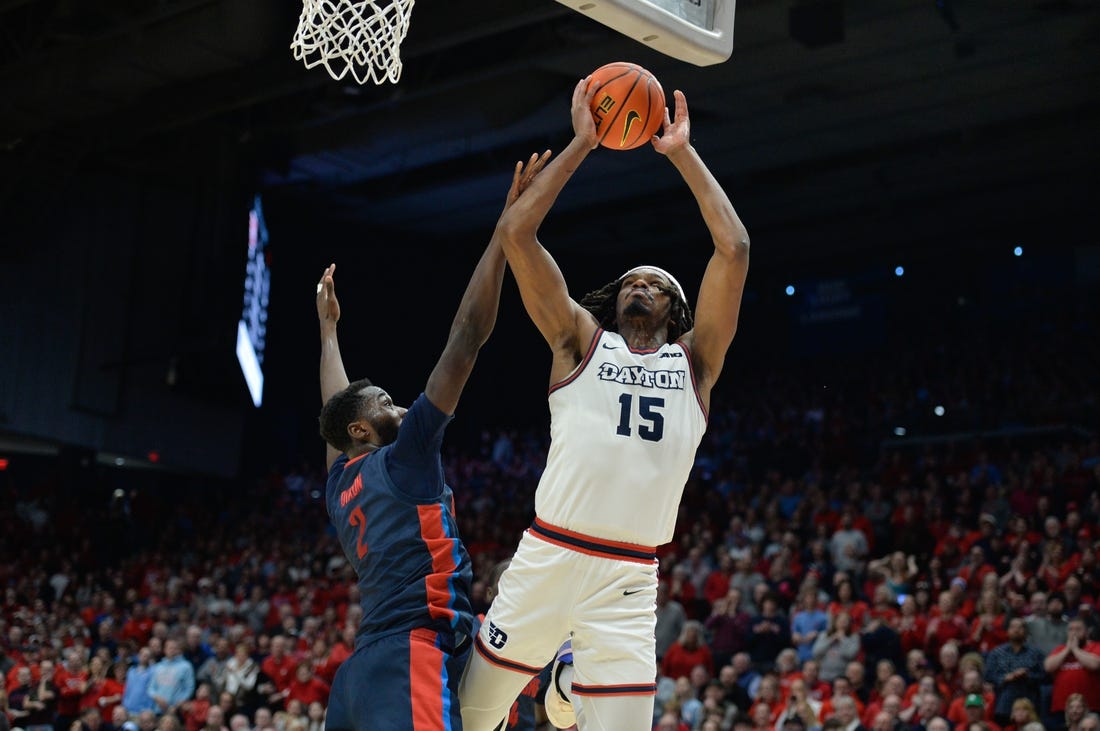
418, 504, 458, 624
344, 451, 370, 467
408, 629, 445, 730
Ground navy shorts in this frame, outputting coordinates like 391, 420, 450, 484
326, 627, 471, 731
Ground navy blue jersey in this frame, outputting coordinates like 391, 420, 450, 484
326, 393, 474, 645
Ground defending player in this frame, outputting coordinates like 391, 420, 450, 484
319, 152, 549, 731
458, 79, 750, 730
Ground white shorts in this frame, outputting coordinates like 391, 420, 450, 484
475, 518, 660, 696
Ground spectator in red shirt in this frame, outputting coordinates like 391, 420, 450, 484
748, 674, 785, 727
862, 675, 906, 727
866, 585, 901, 630
946, 579, 976, 621
814, 497, 841, 536
898, 685, 943, 730
265, 584, 300, 633
926, 593, 969, 656
799, 659, 833, 703
321, 626, 354, 686
945, 670, 993, 726
5, 645, 42, 692
1038, 542, 1076, 592
90, 661, 126, 723
776, 648, 801, 696
181, 682, 212, 731
819, 676, 866, 721
956, 544, 996, 595
969, 589, 1008, 656
704, 553, 735, 607
1004, 516, 1041, 554
1043, 618, 1100, 715
284, 663, 330, 708
898, 597, 929, 656
260, 636, 295, 693
935, 642, 965, 701
829, 579, 869, 632
661, 621, 715, 682
866, 660, 898, 706
55, 647, 90, 731
903, 672, 947, 712
1070, 526, 1094, 560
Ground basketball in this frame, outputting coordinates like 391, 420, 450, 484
587, 62, 666, 151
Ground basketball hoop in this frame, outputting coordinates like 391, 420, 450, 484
291, 0, 416, 85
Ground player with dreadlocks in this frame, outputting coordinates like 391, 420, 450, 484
459, 79, 750, 731
577, 271, 695, 344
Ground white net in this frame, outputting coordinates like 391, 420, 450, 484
291, 0, 416, 85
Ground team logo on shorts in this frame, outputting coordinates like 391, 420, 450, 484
487, 621, 509, 650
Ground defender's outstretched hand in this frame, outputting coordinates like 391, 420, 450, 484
504, 150, 553, 210
316, 263, 340, 328
652, 89, 691, 156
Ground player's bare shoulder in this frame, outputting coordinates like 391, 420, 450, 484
548, 305, 600, 382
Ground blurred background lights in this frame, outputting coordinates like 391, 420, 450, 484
934, 405, 946, 416
785, 285, 796, 296
1014, 246, 1023, 257
895, 266, 905, 277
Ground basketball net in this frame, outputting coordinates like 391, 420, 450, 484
291, 0, 415, 85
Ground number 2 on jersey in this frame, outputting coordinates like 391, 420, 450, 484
348, 505, 369, 558
616, 393, 665, 441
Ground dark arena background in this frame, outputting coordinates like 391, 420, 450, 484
1, 2, 1098, 731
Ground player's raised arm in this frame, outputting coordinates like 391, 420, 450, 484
317, 263, 349, 469
495, 78, 602, 352
653, 89, 750, 396
424, 152, 551, 416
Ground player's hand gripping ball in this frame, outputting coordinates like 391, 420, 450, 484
587, 62, 666, 150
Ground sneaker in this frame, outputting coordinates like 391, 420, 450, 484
544, 640, 575, 729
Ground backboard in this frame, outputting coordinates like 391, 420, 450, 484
554, 0, 736, 66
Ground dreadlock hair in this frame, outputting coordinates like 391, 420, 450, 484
578, 276, 694, 343
318, 377, 374, 454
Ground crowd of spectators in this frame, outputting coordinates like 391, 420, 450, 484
1, 316, 1098, 731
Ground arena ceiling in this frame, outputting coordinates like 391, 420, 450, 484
1, 0, 1098, 475
2, 0, 1098, 261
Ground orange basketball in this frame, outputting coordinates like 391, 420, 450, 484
587, 62, 666, 151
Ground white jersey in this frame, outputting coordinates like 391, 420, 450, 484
534, 328, 708, 547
